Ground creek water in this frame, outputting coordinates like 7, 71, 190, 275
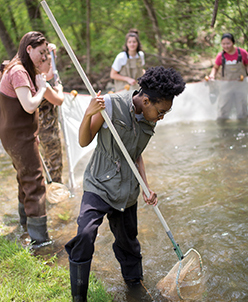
1, 82, 248, 301
1, 120, 248, 301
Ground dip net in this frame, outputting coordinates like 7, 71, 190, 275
46, 182, 71, 204
157, 248, 204, 301
39, 151, 71, 204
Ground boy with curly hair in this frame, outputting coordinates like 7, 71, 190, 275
65, 66, 185, 301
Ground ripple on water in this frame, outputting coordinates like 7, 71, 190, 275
1, 121, 248, 301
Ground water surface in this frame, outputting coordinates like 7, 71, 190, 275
1, 119, 248, 301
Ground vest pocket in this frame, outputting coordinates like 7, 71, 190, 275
96, 166, 118, 182
95, 165, 122, 202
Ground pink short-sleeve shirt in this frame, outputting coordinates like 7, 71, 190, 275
215, 47, 248, 66
0, 64, 36, 98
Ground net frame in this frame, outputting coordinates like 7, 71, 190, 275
157, 248, 203, 301
46, 182, 71, 204
40, 151, 71, 204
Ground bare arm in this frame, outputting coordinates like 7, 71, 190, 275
43, 83, 64, 106
136, 155, 158, 206
15, 74, 47, 114
79, 91, 105, 147
209, 63, 220, 80
110, 68, 136, 86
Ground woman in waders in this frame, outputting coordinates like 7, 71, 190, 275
209, 33, 248, 120
110, 29, 145, 92
65, 66, 185, 302
0, 32, 55, 247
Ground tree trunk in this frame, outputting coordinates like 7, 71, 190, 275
0, 16, 17, 59
142, 0, 164, 62
211, 0, 219, 28
60, 2, 83, 50
24, 0, 47, 35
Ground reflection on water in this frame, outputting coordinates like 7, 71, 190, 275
1, 119, 248, 301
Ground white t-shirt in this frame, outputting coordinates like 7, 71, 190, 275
112, 51, 145, 72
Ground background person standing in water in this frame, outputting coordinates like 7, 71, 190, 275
209, 33, 248, 120
110, 29, 145, 92
0, 31, 51, 247
38, 44, 64, 184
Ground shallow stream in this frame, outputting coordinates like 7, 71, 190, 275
1, 79, 248, 302
1, 118, 248, 301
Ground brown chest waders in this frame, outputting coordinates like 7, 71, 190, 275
0, 92, 49, 244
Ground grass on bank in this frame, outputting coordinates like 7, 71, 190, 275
0, 237, 113, 302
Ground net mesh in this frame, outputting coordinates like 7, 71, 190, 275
160, 79, 248, 124
46, 182, 71, 204
156, 248, 204, 301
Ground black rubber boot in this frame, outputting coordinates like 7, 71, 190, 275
27, 216, 50, 246
18, 202, 27, 230
122, 258, 143, 284
69, 258, 92, 302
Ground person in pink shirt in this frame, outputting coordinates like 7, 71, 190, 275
0, 31, 51, 247
209, 33, 248, 120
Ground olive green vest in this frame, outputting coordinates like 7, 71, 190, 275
83, 92, 155, 211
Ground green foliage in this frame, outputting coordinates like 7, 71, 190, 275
0, 0, 247, 77
0, 237, 21, 260
0, 237, 113, 302
0, 237, 71, 301
88, 272, 114, 302
0, 0, 31, 44
58, 211, 70, 221
214, 0, 248, 48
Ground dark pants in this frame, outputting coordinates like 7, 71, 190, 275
65, 191, 143, 281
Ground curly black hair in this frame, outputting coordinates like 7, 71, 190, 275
138, 66, 185, 102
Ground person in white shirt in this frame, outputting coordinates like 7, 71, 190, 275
110, 29, 145, 92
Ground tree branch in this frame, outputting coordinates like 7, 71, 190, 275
211, 0, 219, 28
